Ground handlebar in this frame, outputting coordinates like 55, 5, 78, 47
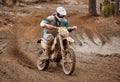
45, 24, 77, 31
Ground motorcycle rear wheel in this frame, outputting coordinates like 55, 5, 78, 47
37, 50, 49, 71
62, 48, 76, 75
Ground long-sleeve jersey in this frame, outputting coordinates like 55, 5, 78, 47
40, 15, 69, 35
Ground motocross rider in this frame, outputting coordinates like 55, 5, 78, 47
40, 7, 77, 59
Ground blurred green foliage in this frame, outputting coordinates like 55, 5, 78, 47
101, 0, 115, 17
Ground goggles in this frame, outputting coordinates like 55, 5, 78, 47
57, 13, 65, 18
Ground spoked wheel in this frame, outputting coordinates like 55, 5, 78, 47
37, 50, 49, 71
62, 48, 76, 75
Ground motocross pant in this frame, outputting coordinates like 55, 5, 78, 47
44, 34, 54, 58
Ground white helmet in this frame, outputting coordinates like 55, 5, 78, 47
55, 7, 67, 21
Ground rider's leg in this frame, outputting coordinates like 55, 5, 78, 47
45, 34, 54, 59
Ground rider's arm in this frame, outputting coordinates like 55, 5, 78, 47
60, 19, 77, 32
40, 16, 57, 30
61, 19, 75, 32
68, 26, 77, 32
60, 19, 70, 29
45, 24, 57, 29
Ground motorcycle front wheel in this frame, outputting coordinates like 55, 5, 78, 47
36, 50, 49, 71
62, 48, 76, 75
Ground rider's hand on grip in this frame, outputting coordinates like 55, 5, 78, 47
73, 26, 77, 31
69, 26, 77, 31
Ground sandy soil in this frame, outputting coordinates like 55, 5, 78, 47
0, 3, 120, 82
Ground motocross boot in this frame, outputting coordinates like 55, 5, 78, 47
44, 34, 54, 60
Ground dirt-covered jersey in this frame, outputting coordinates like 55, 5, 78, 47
40, 15, 69, 35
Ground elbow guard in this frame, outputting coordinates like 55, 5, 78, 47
40, 21, 46, 27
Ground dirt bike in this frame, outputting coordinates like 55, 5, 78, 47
37, 26, 76, 75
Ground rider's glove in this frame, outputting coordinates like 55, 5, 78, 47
68, 26, 77, 32
72, 26, 77, 30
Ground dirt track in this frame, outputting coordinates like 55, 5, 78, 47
0, 3, 120, 82
1, 51, 120, 82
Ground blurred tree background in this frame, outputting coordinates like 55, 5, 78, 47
0, 0, 119, 16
